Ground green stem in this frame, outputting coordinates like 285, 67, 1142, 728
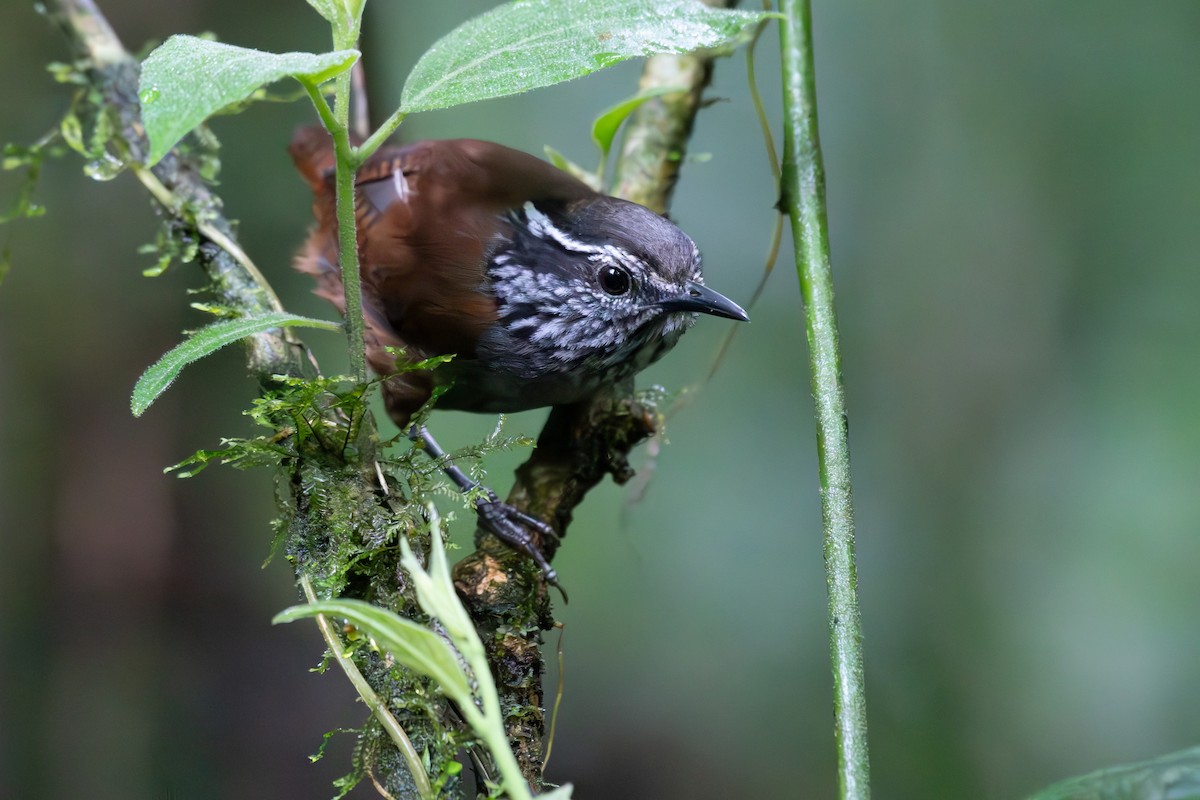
331, 125, 367, 383
777, 2, 871, 798
302, 79, 339, 136
300, 576, 434, 800
460, 702, 532, 800
355, 106, 408, 164
302, 67, 368, 383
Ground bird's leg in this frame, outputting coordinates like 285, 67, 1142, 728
408, 425, 564, 595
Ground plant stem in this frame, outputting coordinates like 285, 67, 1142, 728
130, 165, 287, 315
323, 22, 368, 384
300, 576, 434, 800
330, 126, 367, 383
777, 1, 871, 798
355, 106, 408, 164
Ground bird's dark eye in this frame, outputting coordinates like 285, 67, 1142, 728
598, 265, 632, 296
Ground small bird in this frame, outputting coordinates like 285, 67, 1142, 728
291, 128, 747, 588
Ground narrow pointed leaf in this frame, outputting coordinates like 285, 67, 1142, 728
400, 0, 769, 113
139, 36, 359, 165
274, 599, 474, 705
592, 86, 685, 160
131, 312, 341, 417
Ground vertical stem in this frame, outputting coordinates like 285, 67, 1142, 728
331, 28, 367, 383
332, 126, 367, 383
777, 2, 871, 798
299, 577, 434, 800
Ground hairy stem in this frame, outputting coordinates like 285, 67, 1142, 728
356, 107, 408, 163
778, 1, 871, 797
323, 18, 369, 384
331, 123, 367, 383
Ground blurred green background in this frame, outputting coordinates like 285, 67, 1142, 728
3, 2, 1199, 798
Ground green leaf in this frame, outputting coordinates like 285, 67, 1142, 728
131, 312, 341, 417
305, 0, 366, 35
400, 0, 769, 113
273, 599, 474, 706
1027, 746, 1200, 800
139, 35, 359, 166
399, 521, 477, 648
305, 0, 342, 24
592, 86, 685, 161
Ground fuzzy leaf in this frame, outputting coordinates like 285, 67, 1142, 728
1027, 745, 1200, 800
304, 0, 342, 23
305, 0, 366, 33
274, 599, 474, 706
400, 0, 768, 113
139, 36, 359, 165
592, 86, 684, 159
131, 312, 341, 417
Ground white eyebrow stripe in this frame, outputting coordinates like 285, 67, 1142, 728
523, 202, 649, 275
523, 202, 605, 254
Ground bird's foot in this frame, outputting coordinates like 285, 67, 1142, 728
474, 490, 568, 603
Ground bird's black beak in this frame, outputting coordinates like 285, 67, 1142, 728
659, 280, 749, 322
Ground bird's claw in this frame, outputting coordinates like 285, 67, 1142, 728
474, 493, 568, 602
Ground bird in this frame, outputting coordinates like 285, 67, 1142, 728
290, 127, 748, 590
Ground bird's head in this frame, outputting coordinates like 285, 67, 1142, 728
486, 197, 747, 377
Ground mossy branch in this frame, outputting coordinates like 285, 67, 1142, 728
45, 0, 305, 384
45, 3, 458, 796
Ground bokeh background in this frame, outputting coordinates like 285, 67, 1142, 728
3, 2, 1199, 798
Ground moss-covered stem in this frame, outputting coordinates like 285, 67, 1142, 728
299, 576, 433, 800
46, 0, 303, 382
777, 1, 870, 797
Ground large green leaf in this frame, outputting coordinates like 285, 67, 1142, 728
138, 36, 359, 166
274, 599, 474, 706
131, 312, 341, 417
400, 0, 769, 113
